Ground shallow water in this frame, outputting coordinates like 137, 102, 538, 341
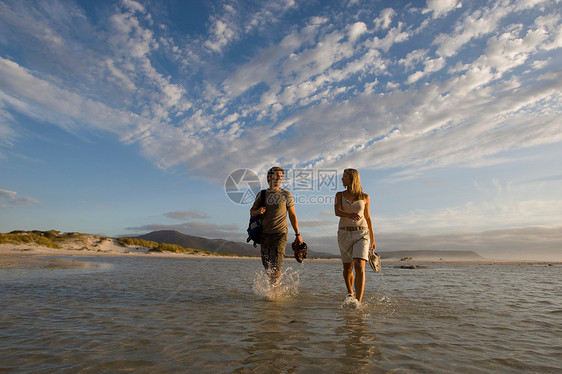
0, 256, 561, 373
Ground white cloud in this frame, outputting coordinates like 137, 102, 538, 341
373, 8, 395, 30
266, 57, 562, 182
109, 9, 155, 59
299, 219, 337, 228
478, 27, 548, 77
122, 0, 146, 14
406, 71, 425, 84
106, 4, 191, 116
0, 57, 138, 135
377, 199, 562, 233
164, 210, 209, 220
0, 104, 17, 149
0, 0, 561, 242
205, 18, 237, 53
1, 0, 561, 188
205, 0, 298, 53
540, 24, 562, 50
222, 18, 363, 114
126, 221, 240, 239
222, 32, 303, 97
406, 56, 445, 83
105, 59, 136, 91
294, 226, 562, 260
513, 0, 552, 11
375, 226, 562, 261
433, 3, 511, 58
349, 21, 367, 42
245, 0, 297, 34
423, 0, 462, 19
368, 22, 410, 52
399, 49, 428, 70
0, 189, 39, 208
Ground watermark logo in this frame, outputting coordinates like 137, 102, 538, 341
281, 169, 338, 191
225, 169, 262, 205
226, 168, 340, 205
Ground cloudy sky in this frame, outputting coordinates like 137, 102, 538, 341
1, 0, 561, 260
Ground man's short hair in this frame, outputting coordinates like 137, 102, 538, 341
267, 166, 285, 181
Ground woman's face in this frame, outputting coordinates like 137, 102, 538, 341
341, 172, 351, 188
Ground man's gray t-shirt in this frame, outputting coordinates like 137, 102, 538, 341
254, 188, 295, 234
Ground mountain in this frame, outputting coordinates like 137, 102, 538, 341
134, 230, 337, 258
381, 250, 487, 261
135, 230, 258, 257
132, 231, 486, 261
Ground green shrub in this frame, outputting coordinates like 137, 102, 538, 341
0, 232, 61, 248
152, 243, 197, 254
43, 230, 62, 239
116, 237, 158, 248
1, 231, 236, 257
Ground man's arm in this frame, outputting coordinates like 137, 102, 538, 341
250, 192, 266, 217
288, 206, 303, 244
250, 204, 266, 217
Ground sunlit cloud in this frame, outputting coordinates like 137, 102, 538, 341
2, 1, 559, 185
0, 189, 39, 208
164, 210, 210, 221
125, 221, 240, 239
0, 0, 560, 241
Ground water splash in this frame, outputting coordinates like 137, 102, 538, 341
340, 293, 394, 317
252, 267, 301, 301
341, 294, 362, 309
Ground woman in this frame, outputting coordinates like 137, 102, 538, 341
334, 168, 376, 303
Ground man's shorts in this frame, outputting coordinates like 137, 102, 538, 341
338, 227, 369, 263
260, 232, 287, 271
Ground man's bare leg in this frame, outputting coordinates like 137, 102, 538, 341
269, 268, 282, 285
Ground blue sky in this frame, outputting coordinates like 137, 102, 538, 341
1, 0, 561, 260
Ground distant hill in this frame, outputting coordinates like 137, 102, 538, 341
134, 230, 337, 258
381, 250, 486, 261
135, 230, 258, 257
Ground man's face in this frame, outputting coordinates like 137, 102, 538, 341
269, 171, 284, 188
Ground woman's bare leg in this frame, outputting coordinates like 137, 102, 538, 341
354, 259, 366, 303
343, 262, 354, 296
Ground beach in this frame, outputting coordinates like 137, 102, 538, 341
0, 235, 254, 270
0, 244, 180, 269
2, 242, 559, 270
1, 250, 560, 373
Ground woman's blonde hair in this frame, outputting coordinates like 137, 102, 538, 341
344, 168, 366, 200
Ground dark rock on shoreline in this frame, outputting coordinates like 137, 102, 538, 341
397, 265, 429, 269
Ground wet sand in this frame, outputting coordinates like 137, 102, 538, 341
2, 244, 559, 271
0, 253, 105, 269
0, 243, 255, 270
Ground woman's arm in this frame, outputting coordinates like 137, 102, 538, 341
334, 191, 360, 221
334, 192, 345, 217
363, 194, 376, 250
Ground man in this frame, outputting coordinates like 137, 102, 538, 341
250, 166, 303, 284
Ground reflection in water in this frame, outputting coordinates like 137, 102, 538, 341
237, 270, 306, 372
234, 301, 306, 372
1, 257, 560, 373
337, 307, 382, 371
